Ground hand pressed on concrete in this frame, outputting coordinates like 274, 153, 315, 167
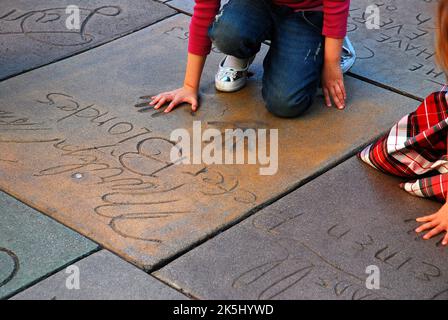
144, 52, 205, 113
322, 60, 346, 110
416, 202, 448, 246
149, 86, 199, 113
322, 37, 346, 110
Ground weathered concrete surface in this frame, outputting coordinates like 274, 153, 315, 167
155, 158, 447, 300
11, 250, 187, 300
0, 14, 420, 270
0, 191, 98, 299
0, 0, 176, 80
348, 0, 442, 99
166, 0, 228, 14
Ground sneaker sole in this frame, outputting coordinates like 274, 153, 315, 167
215, 78, 247, 93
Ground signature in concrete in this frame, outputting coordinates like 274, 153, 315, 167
230, 209, 448, 300
0, 6, 121, 46
1, 92, 257, 245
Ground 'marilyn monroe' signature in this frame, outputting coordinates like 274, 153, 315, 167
0, 6, 122, 46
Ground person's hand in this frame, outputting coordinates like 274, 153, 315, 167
415, 202, 448, 245
322, 60, 346, 110
148, 86, 199, 113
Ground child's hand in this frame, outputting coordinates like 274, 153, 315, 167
149, 86, 199, 113
322, 60, 346, 110
415, 202, 448, 245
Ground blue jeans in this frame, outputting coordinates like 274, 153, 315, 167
208, 0, 324, 118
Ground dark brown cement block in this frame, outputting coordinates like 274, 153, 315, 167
0, 14, 420, 270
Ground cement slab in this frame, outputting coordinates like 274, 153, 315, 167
0, 191, 98, 299
11, 250, 187, 300
155, 158, 447, 300
0, 0, 176, 80
0, 14, 419, 270
348, 0, 442, 99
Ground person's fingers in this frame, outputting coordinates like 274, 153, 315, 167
150, 94, 162, 105
416, 213, 437, 223
423, 225, 443, 240
330, 86, 343, 110
189, 97, 199, 112
164, 97, 181, 113
154, 97, 168, 110
151, 92, 173, 105
339, 80, 347, 100
415, 220, 438, 233
442, 232, 448, 246
323, 87, 332, 107
334, 84, 345, 109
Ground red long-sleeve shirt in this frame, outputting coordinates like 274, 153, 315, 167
189, 0, 350, 56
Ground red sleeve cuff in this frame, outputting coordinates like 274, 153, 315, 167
322, 28, 347, 39
188, 44, 212, 56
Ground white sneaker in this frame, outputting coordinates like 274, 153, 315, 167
215, 56, 254, 92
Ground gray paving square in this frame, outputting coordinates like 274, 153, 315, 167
348, 0, 442, 98
0, 0, 176, 80
12, 250, 187, 300
0, 191, 98, 299
155, 158, 448, 300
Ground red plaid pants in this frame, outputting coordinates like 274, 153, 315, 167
359, 87, 448, 203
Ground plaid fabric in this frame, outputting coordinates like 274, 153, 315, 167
358, 87, 448, 203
